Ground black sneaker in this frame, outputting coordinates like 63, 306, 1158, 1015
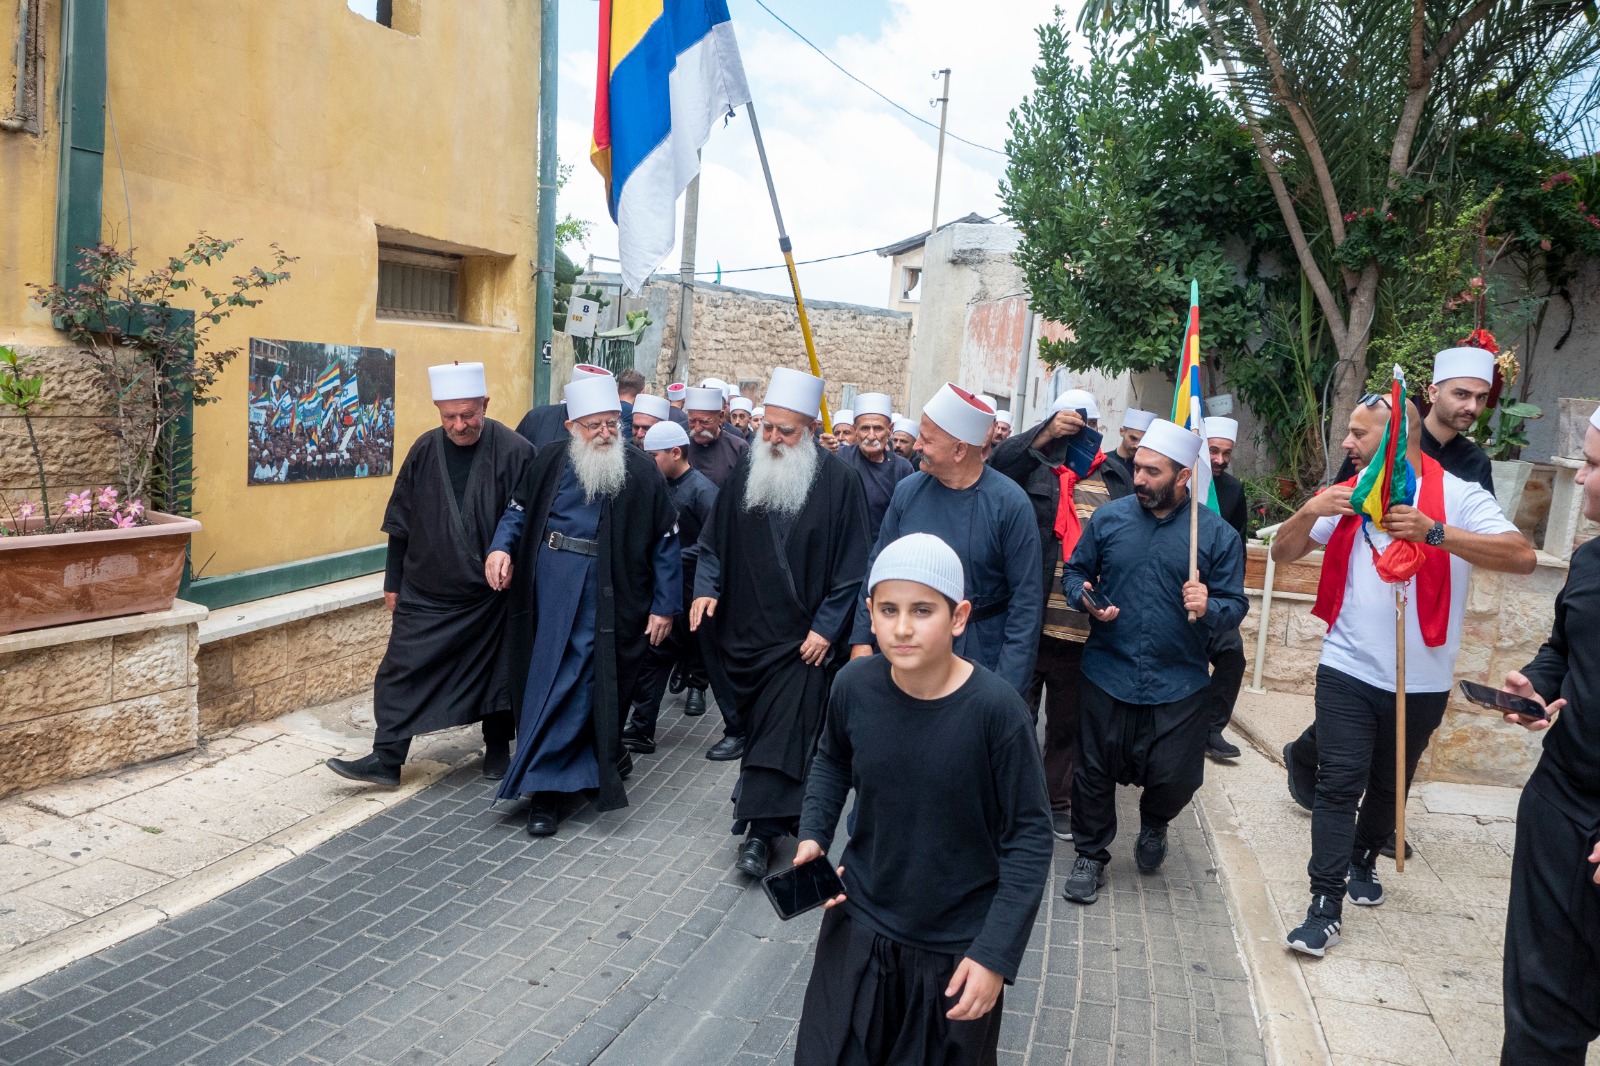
1061, 856, 1105, 905
1051, 812, 1073, 841
1378, 832, 1413, 860
1346, 849, 1384, 907
1284, 742, 1314, 812
1286, 895, 1342, 957
1206, 733, 1241, 759
1134, 825, 1168, 873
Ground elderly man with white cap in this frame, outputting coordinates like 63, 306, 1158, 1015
836, 392, 915, 541
484, 374, 681, 836
328, 362, 536, 788
829, 409, 855, 447
691, 368, 872, 878
630, 392, 672, 448
990, 407, 1014, 447
684, 384, 749, 487
890, 418, 920, 467
1199, 415, 1251, 761
514, 364, 616, 449
850, 384, 1043, 697
1059, 418, 1248, 905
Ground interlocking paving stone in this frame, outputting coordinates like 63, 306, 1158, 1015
5, 693, 1265, 1064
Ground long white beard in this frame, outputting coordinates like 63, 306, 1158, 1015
570, 434, 627, 503
744, 438, 819, 517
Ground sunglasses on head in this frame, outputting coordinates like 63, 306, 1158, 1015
1358, 394, 1393, 409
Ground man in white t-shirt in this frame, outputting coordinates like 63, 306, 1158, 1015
1269, 397, 1535, 957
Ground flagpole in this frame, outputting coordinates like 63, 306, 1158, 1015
1394, 584, 1408, 873
744, 102, 831, 429
1188, 466, 1200, 623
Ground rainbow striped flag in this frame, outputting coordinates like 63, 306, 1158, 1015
1350, 366, 1417, 531
1170, 279, 1219, 512
592, 0, 750, 293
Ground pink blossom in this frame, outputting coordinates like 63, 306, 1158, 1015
18, 501, 35, 519
96, 486, 119, 511
112, 514, 137, 529
64, 491, 92, 517
1541, 239, 1553, 251
126, 499, 145, 518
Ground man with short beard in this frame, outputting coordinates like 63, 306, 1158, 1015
631, 392, 671, 447
1103, 408, 1155, 485
684, 385, 749, 487
1059, 420, 1248, 906
691, 368, 871, 878
728, 396, 755, 442
990, 408, 1013, 447
890, 418, 920, 467
485, 375, 679, 837
835, 393, 913, 540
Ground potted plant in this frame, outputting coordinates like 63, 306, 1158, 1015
0, 236, 293, 635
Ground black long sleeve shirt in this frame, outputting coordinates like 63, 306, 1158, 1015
799, 656, 1053, 981
1522, 539, 1600, 818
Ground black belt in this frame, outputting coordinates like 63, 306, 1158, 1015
546, 531, 599, 556
969, 596, 1011, 623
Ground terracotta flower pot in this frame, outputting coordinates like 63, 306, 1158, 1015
0, 511, 201, 635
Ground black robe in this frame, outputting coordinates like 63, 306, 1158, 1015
501, 440, 677, 812
374, 420, 534, 742
699, 448, 871, 825
516, 402, 570, 449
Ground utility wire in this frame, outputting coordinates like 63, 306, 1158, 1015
748, 0, 1008, 157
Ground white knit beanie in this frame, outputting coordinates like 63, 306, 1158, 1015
868, 533, 965, 603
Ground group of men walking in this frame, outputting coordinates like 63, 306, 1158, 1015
326, 348, 1600, 1065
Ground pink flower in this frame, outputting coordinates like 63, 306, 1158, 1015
126, 499, 145, 518
112, 514, 137, 529
17, 501, 35, 519
1541, 239, 1553, 251
64, 491, 92, 517
96, 486, 119, 511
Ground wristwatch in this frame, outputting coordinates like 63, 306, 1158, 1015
1425, 521, 1446, 547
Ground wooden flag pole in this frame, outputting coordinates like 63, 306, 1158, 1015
745, 103, 830, 430
1187, 467, 1200, 623
1394, 583, 1408, 873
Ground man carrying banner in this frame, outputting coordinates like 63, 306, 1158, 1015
1270, 391, 1533, 956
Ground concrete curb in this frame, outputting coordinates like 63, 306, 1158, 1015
0, 751, 476, 996
1196, 772, 1330, 1064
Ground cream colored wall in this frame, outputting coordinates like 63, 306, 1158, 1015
1, 1, 539, 577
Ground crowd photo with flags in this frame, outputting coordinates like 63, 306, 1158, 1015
246, 338, 397, 485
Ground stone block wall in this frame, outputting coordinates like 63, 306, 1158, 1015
197, 600, 389, 734
0, 345, 123, 514
0, 608, 201, 799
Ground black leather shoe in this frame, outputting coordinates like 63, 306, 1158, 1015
326, 754, 400, 788
735, 836, 770, 878
1206, 733, 1241, 760
482, 744, 511, 780
706, 734, 746, 761
683, 689, 707, 718
526, 795, 559, 837
620, 730, 656, 755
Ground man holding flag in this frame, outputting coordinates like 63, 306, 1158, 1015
1270, 380, 1533, 957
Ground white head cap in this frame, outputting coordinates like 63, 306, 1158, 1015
564, 376, 622, 421
892, 417, 920, 440
1591, 402, 1600, 434
978, 394, 998, 412
428, 362, 487, 402
854, 393, 893, 421
572, 364, 613, 384
642, 420, 691, 452
1139, 418, 1202, 469
892, 411, 904, 421
923, 383, 995, 446
752, 405, 765, 419
1123, 408, 1157, 432
632, 394, 670, 422
764, 367, 826, 421
994, 409, 1014, 427
666, 382, 687, 400
1051, 389, 1101, 420
1204, 416, 1239, 443
1432, 346, 1495, 385
729, 396, 754, 414
832, 411, 854, 430
684, 386, 724, 412
868, 533, 964, 603
699, 377, 728, 394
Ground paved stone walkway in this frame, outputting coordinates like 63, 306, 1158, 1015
0, 696, 1266, 1065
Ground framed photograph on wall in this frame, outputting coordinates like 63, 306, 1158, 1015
246, 339, 397, 485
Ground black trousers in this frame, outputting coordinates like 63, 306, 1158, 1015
1502, 772, 1600, 1065
1304, 666, 1448, 898
697, 615, 745, 739
628, 613, 707, 739
1206, 626, 1247, 736
1071, 679, 1210, 865
373, 711, 514, 770
1025, 636, 1085, 815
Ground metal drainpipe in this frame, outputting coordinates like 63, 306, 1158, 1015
0, 0, 29, 130
532, 0, 558, 408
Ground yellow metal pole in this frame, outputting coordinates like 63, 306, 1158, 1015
746, 102, 830, 430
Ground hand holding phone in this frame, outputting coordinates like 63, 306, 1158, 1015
1078, 581, 1118, 622
1458, 679, 1553, 723
763, 852, 846, 921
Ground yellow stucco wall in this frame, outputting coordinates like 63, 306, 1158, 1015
1, 0, 540, 577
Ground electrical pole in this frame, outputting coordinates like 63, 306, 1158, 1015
929, 68, 951, 236
533, 0, 559, 407
674, 173, 700, 386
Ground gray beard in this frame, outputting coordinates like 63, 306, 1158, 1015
570, 434, 627, 503
743, 438, 819, 517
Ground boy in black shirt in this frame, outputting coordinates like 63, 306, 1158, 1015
793, 533, 1053, 1066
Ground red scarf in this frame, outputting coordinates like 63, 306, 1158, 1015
1311, 454, 1452, 647
1054, 450, 1107, 562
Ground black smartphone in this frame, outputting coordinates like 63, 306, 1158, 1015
1080, 586, 1112, 612
762, 856, 846, 921
1458, 680, 1548, 719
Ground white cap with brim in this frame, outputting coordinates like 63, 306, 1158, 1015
572, 364, 613, 383
642, 420, 691, 451
1051, 389, 1101, 420
730, 396, 754, 414
764, 367, 826, 421
832, 411, 854, 430
1123, 408, 1157, 432
892, 418, 919, 439
868, 533, 965, 603
1204, 416, 1239, 443
632, 394, 670, 421
1591, 403, 1600, 433
924, 383, 995, 446
1432, 346, 1495, 385
564, 376, 622, 421
685, 387, 724, 412
854, 393, 893, 420
428, 362, 487, 402
1139, 418, 1202, 469
995, 409, 1014, 427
